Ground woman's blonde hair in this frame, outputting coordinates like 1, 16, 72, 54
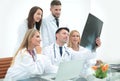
67, 30, 80, 48
11, 29, 39, 65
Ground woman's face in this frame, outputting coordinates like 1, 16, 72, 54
71, 32, 80, 45
31, 31, 41, 47
34, 9, 42, 22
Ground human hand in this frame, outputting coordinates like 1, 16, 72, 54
96, 37, 101, 47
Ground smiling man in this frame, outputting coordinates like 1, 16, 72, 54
41, 0, 67, 48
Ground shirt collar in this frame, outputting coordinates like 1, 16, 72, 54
49, 14, 56, 21
55, 42, 64, 48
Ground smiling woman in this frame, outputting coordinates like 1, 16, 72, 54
16, 6, 43, 55
4, 29, 58, 81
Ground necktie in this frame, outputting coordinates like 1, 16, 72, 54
59, 47, 62, 56
55, 18, 59, 27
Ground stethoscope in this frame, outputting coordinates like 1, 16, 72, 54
53, 44, 70, 58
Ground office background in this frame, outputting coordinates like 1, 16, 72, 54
0, 0, 120, 64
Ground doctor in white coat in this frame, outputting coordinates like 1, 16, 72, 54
15, 6, 43, 54
4, 29, 58, 81
41, 0, 67, 48
43, 27, 72, 66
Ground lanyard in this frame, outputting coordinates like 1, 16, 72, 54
53, 44, 70, 58
28, 50, 36, 62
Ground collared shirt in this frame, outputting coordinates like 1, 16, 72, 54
43, 43, 72, 66
40, 14, 67, 48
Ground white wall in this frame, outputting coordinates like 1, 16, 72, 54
90, 0, 120, 63
0, 0, 90, 57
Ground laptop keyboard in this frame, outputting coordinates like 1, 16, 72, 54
51, 77, 56, 80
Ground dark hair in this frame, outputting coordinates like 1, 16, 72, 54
56, 27, 69, 34
50, 0, 61, 7
27, 6, 43, 31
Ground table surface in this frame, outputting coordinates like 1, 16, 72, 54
17, 71, 120, 81
17, 64, 120, 81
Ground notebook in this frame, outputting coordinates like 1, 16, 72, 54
80, 13, 103, 52
41, 59, 84, 81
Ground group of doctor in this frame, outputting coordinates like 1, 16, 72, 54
4, 27, 101, 81
42, 27, 101, 76
4, 0, 101, 81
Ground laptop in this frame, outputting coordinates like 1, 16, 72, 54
80, 13, 103, 52
41, 59, 84, 81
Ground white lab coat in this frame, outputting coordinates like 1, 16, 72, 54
42, 43, 72, 66
13, 20, 37, 55
17, 20, 28, 47
40, 14, 67, 48
4, 48, 58, 81
69, 46, 97, 77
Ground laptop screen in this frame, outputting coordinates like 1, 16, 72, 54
55, 59, 84, 81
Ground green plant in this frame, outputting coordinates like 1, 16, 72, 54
92, 64, 109, 79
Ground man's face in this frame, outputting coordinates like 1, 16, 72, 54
56, 29, 69, 44
50, 5, 61, 18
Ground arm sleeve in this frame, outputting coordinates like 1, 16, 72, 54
13, 20, 27, 54
36, 54, 58, 74
40, 20, 49, 48
17, 20, 27, 45
42, 55, 58, 73
42, 46, 52, 58
20, 53, 44, 75
85, 51, 97, 67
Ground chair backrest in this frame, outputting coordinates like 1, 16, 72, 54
0, 57, 13, 78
